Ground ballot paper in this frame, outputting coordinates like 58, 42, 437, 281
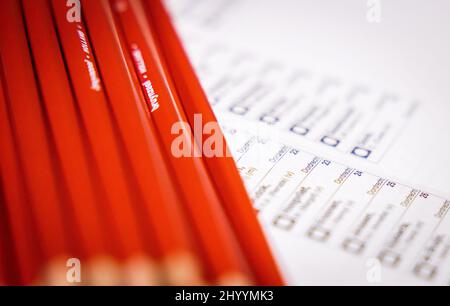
166, 0, 450, 285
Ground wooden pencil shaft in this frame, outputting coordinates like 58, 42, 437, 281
143, 0, 284, 285
0, 0, 70, 284
50, 0, 148, 263
0, 57, 42, 285
22, 0, 109, 265
111, 0, 252, 283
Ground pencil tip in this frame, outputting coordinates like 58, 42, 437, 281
217, 273, 254, 286
122, 255, 163, 286
40, 257, 73, 286
87, 256, 122, 286
164, 253, 205, 286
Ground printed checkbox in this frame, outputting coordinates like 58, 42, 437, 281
321, 136, 340, 148
351, 147, 372, 159
307, 225, 331, 242
342, 238, 366, 255
273, 214, 296, 231
290, 125, 309, 136
260, 115, 279, 125
229, 105, 249, 116
414, 262, 437, 280
378, 250, 402, 267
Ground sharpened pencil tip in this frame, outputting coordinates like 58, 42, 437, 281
122, 255, 163, 286
217, 273, 254, 286
40, 257, 73, 286
87, 256, 122, 286
164, 252, 205, 286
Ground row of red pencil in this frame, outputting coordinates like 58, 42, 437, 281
0, 0, 284, 286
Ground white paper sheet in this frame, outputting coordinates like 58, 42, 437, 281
166, 0, 450, 285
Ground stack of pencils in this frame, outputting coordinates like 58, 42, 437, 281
0, 0, 283, 286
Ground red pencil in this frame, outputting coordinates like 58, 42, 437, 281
0, 187, 9, 285
50, 0, 165, 285
0, 0, 70, 285
143, 0, 284, 285
0, 183, 4, 285
0, 178, 12, 285
0, 175, 23, 286
22, 0, 122, 284
0, 56, 41, 285
80, 0, 205, 285
111, 0, 253, 285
